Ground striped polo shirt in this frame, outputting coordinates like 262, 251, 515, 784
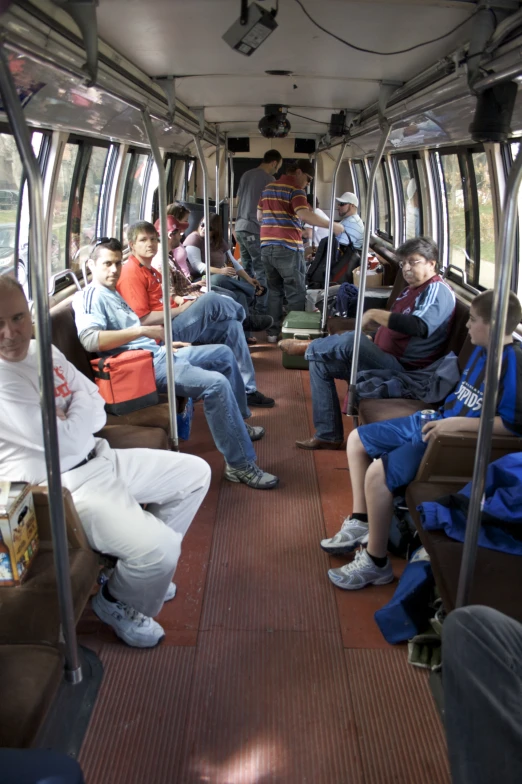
258, 174, 309, 251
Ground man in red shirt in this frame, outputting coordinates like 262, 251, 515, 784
258, 159, 342, 341
117, 221, 274, 408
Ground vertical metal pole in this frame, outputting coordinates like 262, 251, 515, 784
215, 132, 220, 216
193, 135, 212, 290
346, 121, 391, 414
142, 110, 179, 448
0, 47, 81, 682
312, 155, 318, 247
321, 141, 346, 330
224, 134, 230, 243
229, 152, 235, 248
456, 143, 522, 608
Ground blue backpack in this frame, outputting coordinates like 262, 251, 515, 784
177, 397, 194, 441
374, 547, 434, 644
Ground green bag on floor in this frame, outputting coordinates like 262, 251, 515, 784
281, 311, 324, 370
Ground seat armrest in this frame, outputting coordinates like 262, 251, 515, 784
415, 433, 522, 483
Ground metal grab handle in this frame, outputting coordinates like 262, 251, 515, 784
321, 141, 346, 331
48, 268, 81, 296
0, 46, 82, 683
193, 135, 212, 290
444, 264, 468, 284
142, 110, 179, 449
456, 142, 522, 608
346, 121, 392, 415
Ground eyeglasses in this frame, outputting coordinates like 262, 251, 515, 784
398, 258, 427, 269
92, 236, 110, 250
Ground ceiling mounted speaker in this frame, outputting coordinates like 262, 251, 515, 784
329, 111, 347, 137
227, 137, 250, 152
469, 82, 518, 143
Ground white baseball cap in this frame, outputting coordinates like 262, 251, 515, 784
335, 191, 359, 208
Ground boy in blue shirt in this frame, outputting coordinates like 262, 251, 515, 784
322, 290, 522, 590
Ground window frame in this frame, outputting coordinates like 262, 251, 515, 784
391, 152, 425, 244
431, 144, 489, 290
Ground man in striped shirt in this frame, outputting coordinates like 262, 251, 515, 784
322, 289, 522, 591
257, 159, 342, 341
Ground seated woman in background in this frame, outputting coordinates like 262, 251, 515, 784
183, 214, 268, 331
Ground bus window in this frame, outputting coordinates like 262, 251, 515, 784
71, 146, 110, 269
352, 160, 367, 223
374, 161, 391, 237
114, 151, 132, 243
122, 152, 149, 245
438, 152, 469, 275
18, 132, 46, 290
396, 157, 423, 242
0, 134, 23, 281
51, 142, 79, 273
473, 151, 495, 289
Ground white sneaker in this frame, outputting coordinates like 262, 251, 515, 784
164, 582, 177, 602
328, 547, 394, 591
320, 517, 369, 555
224, 462, 279, 489
92, 590, 165, 648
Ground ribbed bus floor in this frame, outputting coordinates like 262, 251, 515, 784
77, 339, 450, 784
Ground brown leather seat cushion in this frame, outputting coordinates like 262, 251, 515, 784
358, 398, 425, 424
0, 545, 99, 646
99, 424, 169, 450
0, 644, 63, 747
406, 481, 522, 623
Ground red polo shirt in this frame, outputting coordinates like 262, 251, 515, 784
117, 254, 177, 318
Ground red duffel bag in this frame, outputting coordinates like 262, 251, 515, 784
90, 350, 159, 415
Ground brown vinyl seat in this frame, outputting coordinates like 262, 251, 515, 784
0, 487, 99, 647
406, 480, 522, 623
327, 268, 407, 336
0, 644, 64, 747
49, 296, 181, 435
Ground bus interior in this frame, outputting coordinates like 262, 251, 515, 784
1, 0, 522, 781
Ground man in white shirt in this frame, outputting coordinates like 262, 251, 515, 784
333, 192, 365, 250
0, 275, 211, 648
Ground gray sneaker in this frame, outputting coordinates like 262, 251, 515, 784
224, 462, 279, 489
328, 547, 394, 591
320, 517, 369, 555
245, 422, 265, 442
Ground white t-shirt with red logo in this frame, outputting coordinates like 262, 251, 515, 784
0, 341, 107, 484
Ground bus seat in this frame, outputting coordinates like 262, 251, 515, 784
0, 487, 99, 647
49, 298, 178, 434
0, 644, 63, 747
406, 481, 522, 623
327, 269, 407, 335
414, 432, 522, 484
98, 424, 170, 451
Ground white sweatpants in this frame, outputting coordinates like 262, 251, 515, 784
61, 439, 211, 618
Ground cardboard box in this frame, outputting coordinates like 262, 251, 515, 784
353, 267, 383, 288
0, 482, 39, 586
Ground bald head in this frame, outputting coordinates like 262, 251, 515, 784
0, 276, 32, 362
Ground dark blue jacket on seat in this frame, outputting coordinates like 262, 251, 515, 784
419, 452, 522, 556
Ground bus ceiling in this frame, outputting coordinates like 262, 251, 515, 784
0, 1, 522, 153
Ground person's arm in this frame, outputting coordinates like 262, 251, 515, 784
360, 308, 429, 337
422, 415, 511, 443
184, 245, 206, 276
0, 351, 107, 463
97, 324, 164, 351
257, 208, 263, 223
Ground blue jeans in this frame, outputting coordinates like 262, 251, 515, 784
261, 245, 306, 336
210, 273, 255, 315
305, 332, 404, 441
443, 606, 522, 784
171, 291, 257, 394
154, 344, 256, 469
236, 230, 267, 314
